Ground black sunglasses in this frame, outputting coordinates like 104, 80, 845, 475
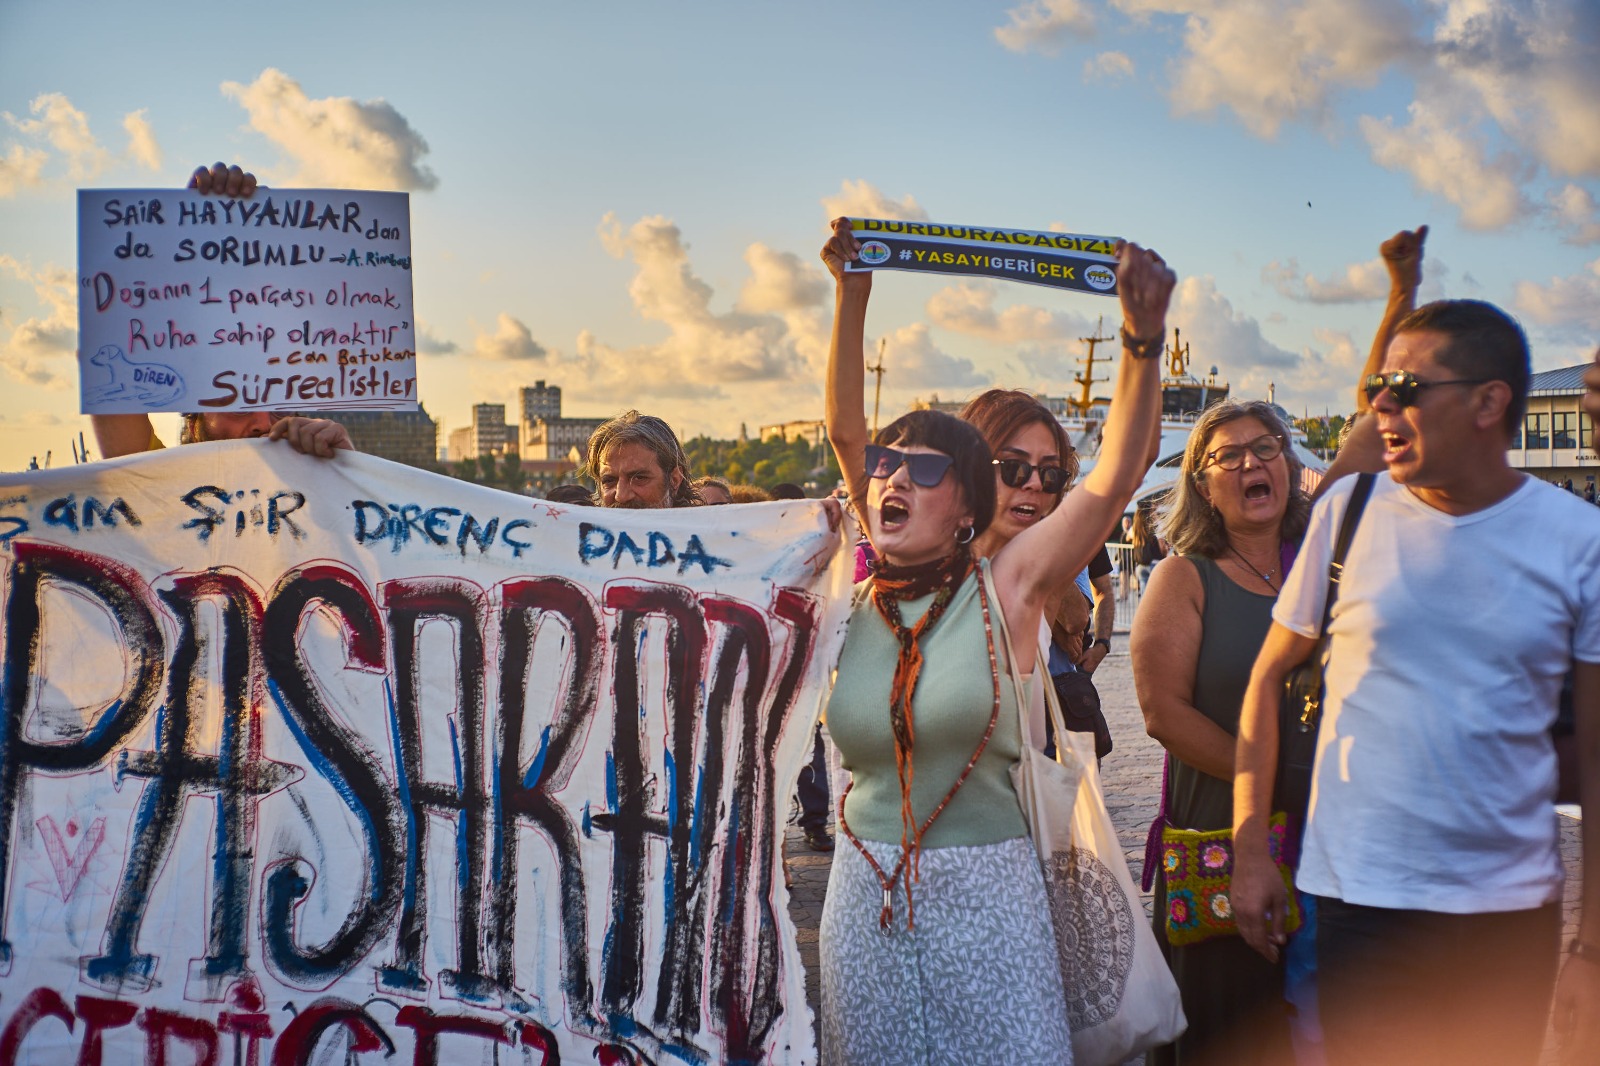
864, 444, 954, 487
1364, 370, 1490, 407
993, 458, 1069, 495
1204, 433, 1286, 471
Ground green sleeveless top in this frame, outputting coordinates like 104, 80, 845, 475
1165, 554, 1277, 831
826, 562, 1029, 848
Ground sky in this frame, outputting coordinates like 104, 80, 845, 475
2, 0, 1597, 470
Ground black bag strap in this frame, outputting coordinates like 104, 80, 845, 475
1312, 472, 1377, 652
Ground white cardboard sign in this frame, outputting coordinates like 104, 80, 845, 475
77, 189, 417, 414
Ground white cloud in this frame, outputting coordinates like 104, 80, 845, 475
880, 323, 990, 394
0, 94, 164, 197
1360, 101, 1531, 230
736, 245, 828, 316
0, 144, 46, 197
537, 214, 816, 408
925, 281, 1092, 344
735, 243, 832, 370
1170, 275, 1300, 373
1262, 255, 1448, 304
414, 320, 459, 356
995, 0, 1097, 55
1084, 51, 1135, 82
0, 255, 77, 390
1551, 184, 1600, 246
1278, 327, 1367, 405
1263, 257, 1391, 303
820, 179, 929, 223
1514, 259, 1600, 333
221, 69, 438, 191
1430, 0, 1600, 180
1114, 0, 1414, 137
467, 314, 548, 362
6, 93, 109, 179
1001, 0, 1600, 233
121, 109, 161, 170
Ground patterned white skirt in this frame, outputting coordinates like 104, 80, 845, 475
819, 835, 1074, 1065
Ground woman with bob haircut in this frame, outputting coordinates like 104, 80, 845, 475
1131, 398, 1312, 1065
816, 217, 1174, 1063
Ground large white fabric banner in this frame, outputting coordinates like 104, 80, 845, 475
0, 442, 853, 1065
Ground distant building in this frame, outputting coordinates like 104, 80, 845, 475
330, 406, 439, 470
521, 457, 582, 494
759, 419, 826, 448
520, 381, 562, 424
910, 394, 967, 415
452, 403, 519, 460
523, 416, 606, 461
1509, 364, 1597, 492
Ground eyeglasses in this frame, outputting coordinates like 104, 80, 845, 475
1203, 433, 1285, 471
993, 458, 1069, 495
864, 444, 954, 487
1363, 370, 1490, 407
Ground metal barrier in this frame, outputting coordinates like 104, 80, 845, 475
1105, 540, 1144, 628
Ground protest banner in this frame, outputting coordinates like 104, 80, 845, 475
843, 217, 1123, 297
0, 443, 853, 1065
77, 189, 417, 416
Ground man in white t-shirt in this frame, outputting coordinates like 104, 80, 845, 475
1231, 299, 1600, 1065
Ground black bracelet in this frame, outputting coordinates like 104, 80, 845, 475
1571, 940, 1600, 964
1120, 325, 1164, 360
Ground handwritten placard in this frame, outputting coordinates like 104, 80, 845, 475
77, 189, 417, 414
843, 217, 1123, 297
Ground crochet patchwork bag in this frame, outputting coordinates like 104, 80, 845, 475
1160, 812, 1301, 947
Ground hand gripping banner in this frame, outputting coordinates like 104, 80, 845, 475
0, 443, 854, 1065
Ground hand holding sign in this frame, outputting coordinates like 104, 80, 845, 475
189, 161, 258, 198
821, 217, 872, 297
1115, 241, 1176, 347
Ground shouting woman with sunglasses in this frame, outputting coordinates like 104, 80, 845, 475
1130, 400, 1312, 1065
818, 218, 1172, 1063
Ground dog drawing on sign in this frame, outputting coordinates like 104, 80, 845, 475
83, 345, 186, 408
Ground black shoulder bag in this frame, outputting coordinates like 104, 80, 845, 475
1276, 473, 1376, 836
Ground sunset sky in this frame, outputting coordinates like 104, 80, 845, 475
2, 0, 1597, 470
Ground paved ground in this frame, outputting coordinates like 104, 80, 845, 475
783, 589, 1586, 1060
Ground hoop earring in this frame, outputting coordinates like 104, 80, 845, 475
955, 524, 975, 545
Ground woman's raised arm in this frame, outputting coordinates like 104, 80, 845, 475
821, 217, 874, 512
993, 242, 1172, 639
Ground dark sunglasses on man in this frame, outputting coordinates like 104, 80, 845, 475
864, 444, 954, 487
992, 458, 1070, 495
1203, 433, 1286, 472
1364, 370, 1490, 408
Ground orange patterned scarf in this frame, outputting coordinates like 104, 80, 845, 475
868, 545, 972, 924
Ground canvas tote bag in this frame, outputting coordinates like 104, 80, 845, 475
983, 564, 1186, 1065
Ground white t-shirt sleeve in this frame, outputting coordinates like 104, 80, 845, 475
1574, 512, 1600, 664
1272, 476, 1353, 638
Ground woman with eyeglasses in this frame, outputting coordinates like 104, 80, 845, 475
1131, 399, 1312, 1065
817, 217, 1172, 1063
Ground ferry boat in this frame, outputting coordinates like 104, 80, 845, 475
1059, 321, 1328, 512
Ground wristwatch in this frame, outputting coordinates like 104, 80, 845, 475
1090, 638, 1111, 653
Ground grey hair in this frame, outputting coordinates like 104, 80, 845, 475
178, 413, 208, 445
1159, 400, 1310, 558
582, 410, 700, 507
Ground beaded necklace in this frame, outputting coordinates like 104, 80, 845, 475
836, 556, 1002, 932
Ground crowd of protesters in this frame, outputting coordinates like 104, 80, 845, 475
73, 163, 1600, 1066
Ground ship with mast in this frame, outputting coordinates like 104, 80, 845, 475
1061, 318, 1326, 510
